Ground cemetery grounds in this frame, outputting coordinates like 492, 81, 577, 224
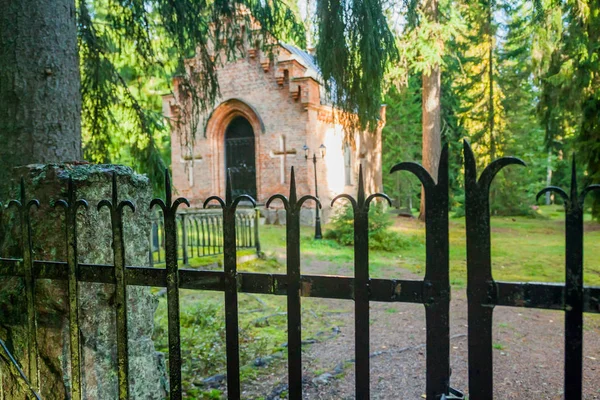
152, 205, 600, 399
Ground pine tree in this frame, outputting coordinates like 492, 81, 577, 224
536, 0, 600, 218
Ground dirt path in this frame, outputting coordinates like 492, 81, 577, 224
238, 258, 600, 399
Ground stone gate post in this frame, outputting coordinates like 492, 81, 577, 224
0, 164, 167, 399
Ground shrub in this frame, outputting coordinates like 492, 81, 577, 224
324, 203, 422, 252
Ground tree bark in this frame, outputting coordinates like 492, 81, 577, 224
420, 0, 442, 221
0, 0, 82, 197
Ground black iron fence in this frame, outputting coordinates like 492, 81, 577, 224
149, 209, 260, 266
0, 142, 599, 400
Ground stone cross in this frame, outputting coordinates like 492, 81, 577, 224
180, 154, 202, 186
270, 135, 296, 184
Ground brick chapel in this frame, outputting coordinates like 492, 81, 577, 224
163, 41, 386, 223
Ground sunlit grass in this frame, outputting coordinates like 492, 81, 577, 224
154, 205, 600, 398
258, 205, 600, 286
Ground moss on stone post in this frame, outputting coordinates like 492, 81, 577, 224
0, 164, 167, 399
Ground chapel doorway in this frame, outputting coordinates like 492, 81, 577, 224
224, 116, 257, 199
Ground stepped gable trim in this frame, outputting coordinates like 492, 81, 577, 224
276, 59, 307, 72
279, 43, 320, 75
203, 98, 265, 138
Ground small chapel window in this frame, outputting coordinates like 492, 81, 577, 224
344, 143, 352, 186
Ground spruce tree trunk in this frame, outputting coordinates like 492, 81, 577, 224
420, 0, 442, 221
0, 0, 82, 196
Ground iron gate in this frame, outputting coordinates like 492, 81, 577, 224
0, 141, 599, 400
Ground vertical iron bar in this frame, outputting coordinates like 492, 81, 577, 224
201, 217, 206, 256
390, 146, 452, 398
223, 181, 241, 399
244, 214, 249, 248
235, 215, 239, 248
99, 173, 133, 400
16, 180, 39, 391
164, 207, 183, 399
206, 216, 213, 255
354, 170, 370, 398
564, 161, 583, 399
266, 168, 319, 399
219, 216, 223, 254
194, 219, 199, 258
287, 174, 303, 399
181, 214, 188, 265
59, 179, 86, 400
465, 150, 495, 400
212, 217, 221, 254
149, 226, 154, 268
463, 142, 524, 399
242, 214, 246, 248
254, 208, 261, 255
150, 170, 189, 400
423, 152, 450, 399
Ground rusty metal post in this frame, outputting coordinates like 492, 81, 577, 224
267, 167, 319, 399
204, 171, 255, 400
98, 172, 136, 400
463, 141, 525, 399
332, 165, 390, 399
537, 157, 600, 399
54, 178, 88, 400
8, 180, 40, 391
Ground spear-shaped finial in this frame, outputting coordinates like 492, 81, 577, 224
226, 169, 233, 205
357, 164, 365, 204
289, 167, 297, 204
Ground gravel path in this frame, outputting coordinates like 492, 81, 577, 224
236, 258, 600, 399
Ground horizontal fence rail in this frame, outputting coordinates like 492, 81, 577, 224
0, 147, 599, 400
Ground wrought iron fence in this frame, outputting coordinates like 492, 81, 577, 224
0, 141, 599, 400
149, 208, 260, 266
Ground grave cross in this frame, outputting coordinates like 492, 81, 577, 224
180, 153, 202, 186
270, 135, 297, 184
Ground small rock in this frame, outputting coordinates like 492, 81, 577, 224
202, 374, 226, 388
313, 373, 333, 385
254, 357, 267, 367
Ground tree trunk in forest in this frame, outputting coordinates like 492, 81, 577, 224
487, 5, 496, 162
0, 0, 82, 197
487, 2, 497, 207
420, 0, 442, 222
546, 150, 553, 205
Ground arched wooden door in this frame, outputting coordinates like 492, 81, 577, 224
224, 116, 257, 199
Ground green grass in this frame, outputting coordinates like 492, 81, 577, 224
258, 205, 600, 285
153, 205, 600, 398
492, 342, 506, 351
152, 248, 257, 269
152, 255, 344, 398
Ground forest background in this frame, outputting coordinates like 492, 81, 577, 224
77, 0, 600, 219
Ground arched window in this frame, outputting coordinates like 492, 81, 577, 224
225, 116, 256, 198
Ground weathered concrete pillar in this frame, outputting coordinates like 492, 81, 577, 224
0, 164, 167, 399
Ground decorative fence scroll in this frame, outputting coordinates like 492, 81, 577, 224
0, 144, 599, 400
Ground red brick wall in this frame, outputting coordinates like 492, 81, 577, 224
164, 45, 384, 221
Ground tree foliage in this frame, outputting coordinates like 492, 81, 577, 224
315, 0, 398, 130
78, 0, 304, 188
